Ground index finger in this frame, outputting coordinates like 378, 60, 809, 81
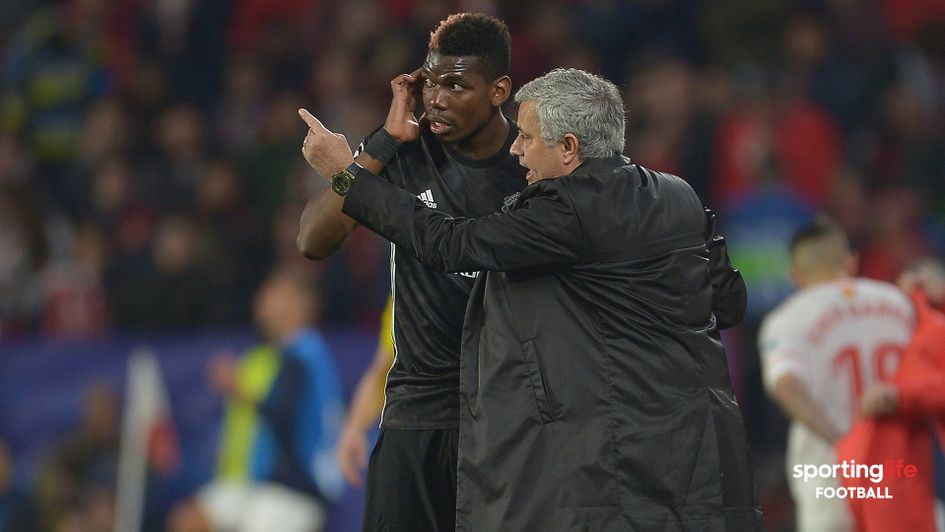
298, 108, 327, 131
405, 67, 423, 81
407, 67, 425, 99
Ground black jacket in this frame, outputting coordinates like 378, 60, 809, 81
343, 156, 763, 531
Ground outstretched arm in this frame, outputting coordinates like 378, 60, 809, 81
298, 109, 581, 273
296, 154, 376, 260
297, 68, 423, 259
341, 168, 579, 272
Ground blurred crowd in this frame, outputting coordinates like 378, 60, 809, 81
1, 0, 945, 529
0, 385, 119, 531
1, 0, 943, 339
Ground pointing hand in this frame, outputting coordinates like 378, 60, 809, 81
298, 108, 354, 178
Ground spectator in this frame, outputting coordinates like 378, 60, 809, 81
214, 56, 269, 157
167, 267, 345, 532
0, 440, 37, 532
238, 91, 312, 230
35, 383, 120, 531
141, 104, 210, 214
0, 187, 47, 339
837, 258, 945, 532
759, 220, 914, 531
108, 215, 226, 329
41, 221, 110, 337
0, 1, 113, 170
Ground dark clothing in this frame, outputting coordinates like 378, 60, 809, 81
0, 490, 37, 532
362, 428, 459, 532
705, 208, 748, 329
257, 355, 318, 498
255, 329, 345, 502
343, 156, 764, 531
356, 124, 526, 430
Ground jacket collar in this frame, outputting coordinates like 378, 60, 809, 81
568, 154, 631, 179
508, 154, 632, 211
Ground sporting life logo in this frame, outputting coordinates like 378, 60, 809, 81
793, 459, 918, 499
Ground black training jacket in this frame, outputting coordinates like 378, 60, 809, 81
355, 124, 525, 430
343, 155, 764, 531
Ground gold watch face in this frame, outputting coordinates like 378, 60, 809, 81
331, 170, 354, 196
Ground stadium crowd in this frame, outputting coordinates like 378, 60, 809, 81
1, 0, 944, 530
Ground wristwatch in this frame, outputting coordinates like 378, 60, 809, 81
331, 163, 360, 196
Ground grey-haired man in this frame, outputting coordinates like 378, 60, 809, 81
299, 68, 764, 531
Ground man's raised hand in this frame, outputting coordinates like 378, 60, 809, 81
298, 108, 354, 178
384, 68, 424, 143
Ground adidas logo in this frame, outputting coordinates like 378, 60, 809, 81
418, 189, 437, 208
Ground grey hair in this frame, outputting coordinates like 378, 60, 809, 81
514, 68, 625, 159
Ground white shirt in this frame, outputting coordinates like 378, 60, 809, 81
759, 278, 914, 473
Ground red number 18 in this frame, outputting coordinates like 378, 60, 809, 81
832, 343, 904, 412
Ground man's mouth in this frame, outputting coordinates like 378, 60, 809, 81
428, 118, 453, 135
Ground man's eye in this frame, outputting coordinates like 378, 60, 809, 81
424, 78, 435, 88
451, 83, 463, 92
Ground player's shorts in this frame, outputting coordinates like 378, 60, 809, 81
198, 480, 325, 532
362, 427, 459, 532
789, 475, 854, 532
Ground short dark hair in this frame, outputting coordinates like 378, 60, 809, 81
789, 217, 851, 272
428, 13, 511, 80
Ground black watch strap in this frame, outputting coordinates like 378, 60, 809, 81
331, 163, 363, 197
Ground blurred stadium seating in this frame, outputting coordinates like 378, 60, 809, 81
1, 0, 944, 530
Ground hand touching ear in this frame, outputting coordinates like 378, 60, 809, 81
384, 67, 425, 143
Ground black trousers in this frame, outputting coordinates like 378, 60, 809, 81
362, 428, 459, 532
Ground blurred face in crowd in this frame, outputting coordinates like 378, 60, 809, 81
421, 51, 509, 146
156, 105, 204, 160
196, 161, 241, 215
90, 159, 132, 215
153, 217, 197, 275
510, 100, 570, 185
0, 442, 11, 490
253, 273, 313, 342
82, 384, 117, 444
80, 98, 130, 162
254, 276, 289, 341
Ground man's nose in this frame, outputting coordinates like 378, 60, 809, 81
428, 86, 447, 110
510, 137, 522, 156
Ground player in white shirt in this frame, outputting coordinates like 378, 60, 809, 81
759, 220, 914, 532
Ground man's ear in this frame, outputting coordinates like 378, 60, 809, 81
561, 133, 580, 165
789, 266, 804, 289
846, 252, 859, 277
492, 76, 511, 107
